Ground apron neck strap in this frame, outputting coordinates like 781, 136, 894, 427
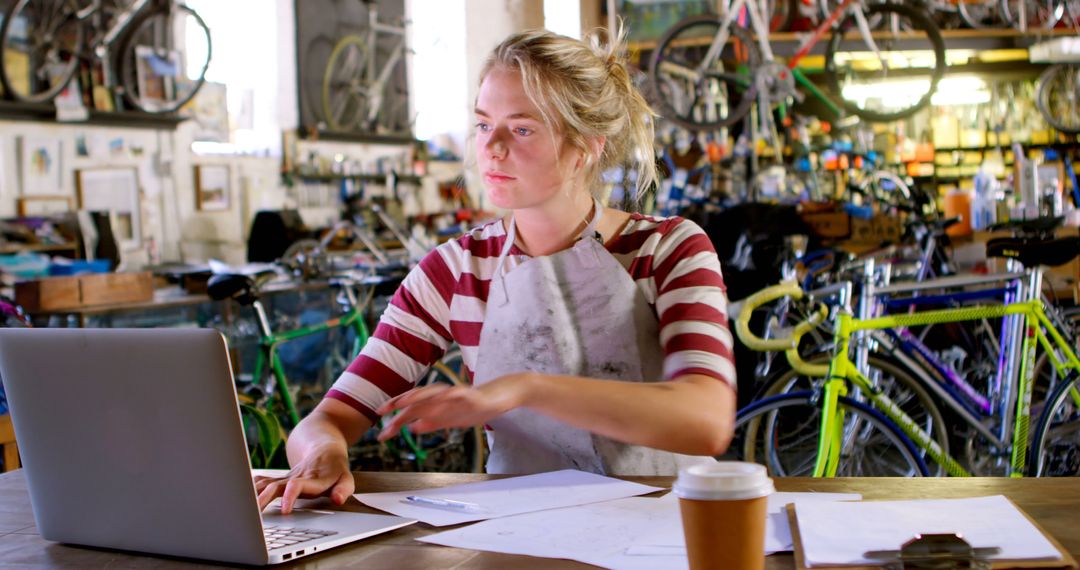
496, 197, 604, 274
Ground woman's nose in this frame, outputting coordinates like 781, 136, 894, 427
484, 131, 507, 160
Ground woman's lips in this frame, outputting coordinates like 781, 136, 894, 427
484, 171, 515, 184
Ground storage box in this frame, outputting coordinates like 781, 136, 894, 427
15, 271, 154, 312
801, 211, 850, 239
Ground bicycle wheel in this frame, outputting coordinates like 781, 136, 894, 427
1031, 371, 1080, 476
766, 0, 798, 32
755, 353, 950, 476
732, 391, 928, 477
117, 3, 211, 113
959, 0, 1008, 28
825, 3, 945, 122
0, 0, 83, 103
1036, 63, 1080, 135
323, 35, 369, 132
649, 15, 760, 130
1001, 0, 1061, 29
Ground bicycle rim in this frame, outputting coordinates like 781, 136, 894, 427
649, 15, 759, 130
1001, 0, 1061, 28
1031, 371, 1080, 476
733, 391, 927, 477
1037, 64, 1080, 134
826, 3, 945, 122
0, 0, 83, 103
118, 3, 211, 113
323, 35, 370, 132
959, 0, 1006, 28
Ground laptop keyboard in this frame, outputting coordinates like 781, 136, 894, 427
264, 525, 338, 550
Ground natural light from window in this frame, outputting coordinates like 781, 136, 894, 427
410, 0, 467, 141
545, 0, 581, 39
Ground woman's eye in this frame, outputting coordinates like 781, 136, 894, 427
476, 122, 491, 132
514, 127, 532, 136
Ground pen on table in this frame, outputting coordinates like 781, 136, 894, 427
402, 495, 484, 512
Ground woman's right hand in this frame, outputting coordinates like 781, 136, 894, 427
254, 442, 354, 514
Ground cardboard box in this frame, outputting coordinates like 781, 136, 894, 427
15, 271, 154, 312
801, 211, 850, 239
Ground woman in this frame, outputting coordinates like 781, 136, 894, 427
257, 28, 736, 514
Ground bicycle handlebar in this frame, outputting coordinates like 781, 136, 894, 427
735, 280, 804, 351
785, 303, 830, 377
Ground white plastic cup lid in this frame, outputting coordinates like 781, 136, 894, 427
673, 462, 775, 501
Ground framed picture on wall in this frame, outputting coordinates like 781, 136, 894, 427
16, 196, 74, 217
194, 164, 230, 211
17, 136, 63, 196
75, 167, 141, 250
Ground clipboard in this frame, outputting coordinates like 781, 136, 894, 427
787, 498, 1079, 570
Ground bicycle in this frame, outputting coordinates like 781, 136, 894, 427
649, 0, 945, 131
0, 0, 211, 113
732, 230, 1080, 477
207, 224, 485, 473
321, 0, 409, 134
1035, 62, 1080, 134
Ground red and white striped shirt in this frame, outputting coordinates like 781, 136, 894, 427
327, 214, 734, 422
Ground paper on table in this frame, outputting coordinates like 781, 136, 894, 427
420, 494, 686, 570
420, 491, 864, 568
353, 469, 665, 526
637, 491, 862, 555
795, 495, 1063, 567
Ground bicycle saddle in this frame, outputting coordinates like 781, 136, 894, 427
985, 236, 1080, 268
206, 271, 276, 306
987, 216, 1064, 238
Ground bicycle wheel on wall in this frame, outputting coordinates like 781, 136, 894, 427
649, 15, 760, 130
731, 391, 928, 476
117, 3, 211, 113
825, 3, 945, 122
1036, 63, 1080, 134
0, 0, 84, 104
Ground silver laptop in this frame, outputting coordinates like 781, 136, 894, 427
0, 327, 415, 565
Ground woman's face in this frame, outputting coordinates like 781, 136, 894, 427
474, 67, 582, 211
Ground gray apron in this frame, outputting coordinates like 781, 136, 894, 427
473, 200, 716, 476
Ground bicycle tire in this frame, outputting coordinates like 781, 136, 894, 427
825, 3, 945, 123
323, 34, 370, 132
1030, 371, 1080, 476
732, 391, 929, 477
0, 0, 84, 104
754, 353, 950, 476
959, 0, 1007, 28
117, 3, 211, 113
1001, 0, 1061, 29
766, 0, 799, 32
649, 14, 760, 131
1036, 63, 1080, 135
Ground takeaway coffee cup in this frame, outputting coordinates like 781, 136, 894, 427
674, 462, 774, 570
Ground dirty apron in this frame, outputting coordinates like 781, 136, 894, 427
472, 200, 716, 476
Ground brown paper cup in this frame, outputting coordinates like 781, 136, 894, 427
675, 462, 774, 570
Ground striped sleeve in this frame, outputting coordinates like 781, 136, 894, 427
650, 219, 735, 387
326, 245, 458, 420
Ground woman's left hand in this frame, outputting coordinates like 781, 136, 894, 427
375, 373, 528, 440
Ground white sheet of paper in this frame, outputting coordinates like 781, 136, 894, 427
420, 494, 686, 570
638, 492, 862, 555
420, 491, 864, 568
795, 495, 1062, 567
353, 469, 665, 526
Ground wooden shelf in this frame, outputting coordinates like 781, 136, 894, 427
0, 100, 186, 129
298, 127, 418, 146
0, 242, 78, 255
286, 171, 423, 185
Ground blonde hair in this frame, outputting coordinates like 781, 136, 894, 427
477, 26, 657, 203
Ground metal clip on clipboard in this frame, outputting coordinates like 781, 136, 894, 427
864, 533, 1001, 569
